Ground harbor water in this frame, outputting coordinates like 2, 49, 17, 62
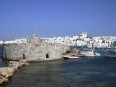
0, 46, 4, 67
0, 47, 116, 87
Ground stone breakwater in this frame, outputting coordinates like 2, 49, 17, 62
0, 59, 28, 84
3, 35, 69, 61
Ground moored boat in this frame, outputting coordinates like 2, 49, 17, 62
108, 41, 116, 53
79, 49, 101, 57
63, 55, 79, 60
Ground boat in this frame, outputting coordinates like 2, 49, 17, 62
108, 41, 116, 53
79, 49, 101, 57
63, 55, 79, 60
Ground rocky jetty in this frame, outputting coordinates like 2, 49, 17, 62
0, 59, 28, 84
3, 34, 69, 61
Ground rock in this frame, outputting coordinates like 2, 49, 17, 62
0, 67, 14, 78
19, 59, 29, 66
0, 59, 29, 85
0, 75, 8, 84
9, 61, 22, 71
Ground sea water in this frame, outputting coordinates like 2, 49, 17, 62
1, 47, 116, 87
0, 46, 4, 67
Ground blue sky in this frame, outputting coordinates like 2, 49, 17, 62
0, 0, 116, 40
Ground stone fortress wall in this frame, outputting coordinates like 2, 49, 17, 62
3, 34, 69, 61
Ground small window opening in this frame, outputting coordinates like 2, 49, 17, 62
46, 54, 49, 58
23, 54, 26, 59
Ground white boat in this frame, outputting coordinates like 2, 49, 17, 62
108, 48, 116, 53
79, 49, 101, 56
63, 55, 79, 60
108, 41, 116, 53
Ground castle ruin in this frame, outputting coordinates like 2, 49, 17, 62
3, 34, 69, 61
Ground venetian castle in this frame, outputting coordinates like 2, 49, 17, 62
3, 34, 69, 61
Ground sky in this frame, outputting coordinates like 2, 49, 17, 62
0, 0, 116, 41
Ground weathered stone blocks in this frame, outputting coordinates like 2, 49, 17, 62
3, 35, 69, 61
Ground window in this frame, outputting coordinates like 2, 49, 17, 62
46, 54, 49, 58
23, 54, 26, 59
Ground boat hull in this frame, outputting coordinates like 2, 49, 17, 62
63, 56, 79, 60
80, 51, 101, 57
108, 50, 116, 53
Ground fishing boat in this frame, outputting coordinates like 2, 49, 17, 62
79, 49, 101, 57
63, 55, 79, 60
108, 41, 116, 53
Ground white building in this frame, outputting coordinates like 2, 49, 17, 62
42, 32, 116, 48
0, 41, 3, 44
4, 38, 27, 44
2, 32, 115, 48
79, 32, 87, 39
